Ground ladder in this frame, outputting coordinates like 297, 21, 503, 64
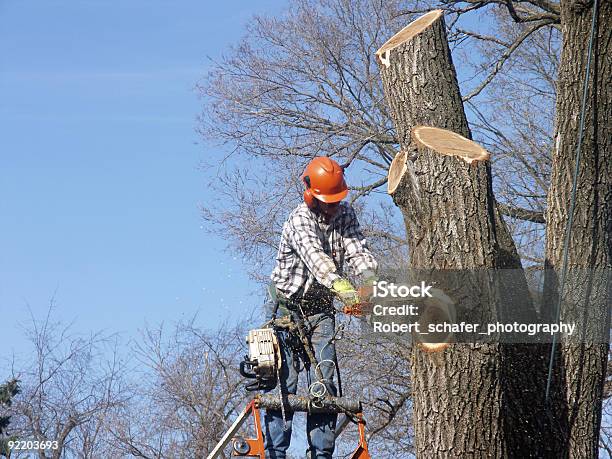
207, 395, 370, 458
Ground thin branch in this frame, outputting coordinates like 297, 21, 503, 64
462, 20, 554, 101
365, 229, 408, 246
454, 28, 512, 47
497, 202, 545, 223
349, 176, 387, 203
503, 0, 560, 23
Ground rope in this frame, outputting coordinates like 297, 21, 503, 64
545, 0, 600, 404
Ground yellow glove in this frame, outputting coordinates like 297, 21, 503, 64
331, 278, 360, 306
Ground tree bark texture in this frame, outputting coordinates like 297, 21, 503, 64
377, 11, 551, 457
544, 1, 612, 457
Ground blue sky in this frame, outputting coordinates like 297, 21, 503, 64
0, 0, 287, 362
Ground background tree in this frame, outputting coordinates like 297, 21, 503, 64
337, 327, 414, 457
109, 317, 250, 458
7, 306, 130, 458
0, 379, 19, 457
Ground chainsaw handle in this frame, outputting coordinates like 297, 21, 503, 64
240, 360, 257, 379
245, 381, 262, 392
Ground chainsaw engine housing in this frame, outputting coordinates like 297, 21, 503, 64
240, 328, 281, 391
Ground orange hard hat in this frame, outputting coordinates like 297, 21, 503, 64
301, 157, 348, 206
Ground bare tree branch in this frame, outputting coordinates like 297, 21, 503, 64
497, 202, 545, 223
462, 19, 554, 101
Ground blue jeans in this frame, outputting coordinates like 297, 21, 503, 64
263, 312, 338, 459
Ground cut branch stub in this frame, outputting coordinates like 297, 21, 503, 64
414, 288, 456, 353
387, 150, 408, 194
375, 9, 443, 68
412, 126, 490, 164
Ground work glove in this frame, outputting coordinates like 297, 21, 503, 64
331, 278, 360, 306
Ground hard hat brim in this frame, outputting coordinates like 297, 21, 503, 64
312, 188, 349, 203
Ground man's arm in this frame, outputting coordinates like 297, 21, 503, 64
341, 206, 378, 277
288, 214, 341, 289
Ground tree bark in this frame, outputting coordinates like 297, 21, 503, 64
376, 10, 552, 457
544, 1, 612, 457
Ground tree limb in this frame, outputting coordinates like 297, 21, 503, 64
497, 202, 545, 223
454, 28, 512, 47
462, 20, 554, 101
503, 0, 560, 23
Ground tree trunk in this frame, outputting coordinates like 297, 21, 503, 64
544, 1, 612, 457
376, 10, 551, 457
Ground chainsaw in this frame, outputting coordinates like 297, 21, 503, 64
239, 328, 282, 391
239, 298, 372, 393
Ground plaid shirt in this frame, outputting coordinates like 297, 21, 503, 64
271, 202, 378, 300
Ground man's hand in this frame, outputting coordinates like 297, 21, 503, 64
331, 278, 359, 306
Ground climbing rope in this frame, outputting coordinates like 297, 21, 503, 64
545, 0, 600, 403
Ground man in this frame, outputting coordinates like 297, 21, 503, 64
266, 157, 378, 459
